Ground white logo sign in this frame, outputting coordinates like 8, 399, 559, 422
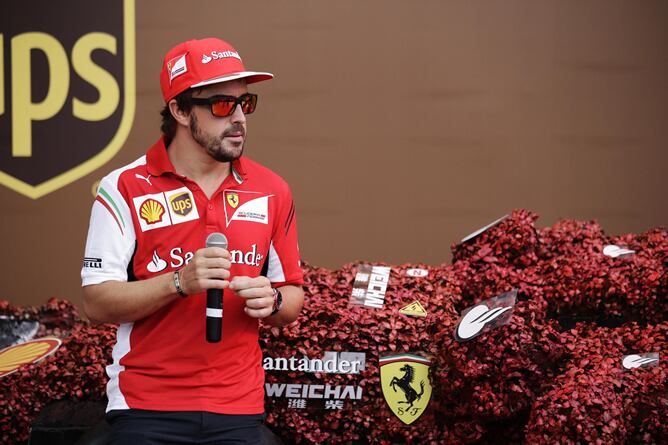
455, 290, 516, 341
134, 173, 152, 186
265, 383, 362, 401
622, 353, 659, 370
349, 265, 392, 308
210, 50, 241, 61
168, 247, 194, 268
263, 352, 366, 374
229, 243, 264, 267
168, 244, 263, 269
201, 54, 212, 64
146, 250, 167, 273
406, 268, 428, 278
603, 245, 635, 258
457, 305, 513, 340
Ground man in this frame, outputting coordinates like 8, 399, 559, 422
81, 37, 304, 444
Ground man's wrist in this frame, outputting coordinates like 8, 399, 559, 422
173, 269, 188, 298
270, 288, 282, 315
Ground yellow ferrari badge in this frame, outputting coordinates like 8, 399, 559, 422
380, 354, 432, 424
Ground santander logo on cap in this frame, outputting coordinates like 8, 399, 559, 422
201, 50, 242, 64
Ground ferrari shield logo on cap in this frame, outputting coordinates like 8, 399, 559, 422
0, 0, 136, 199
167, 53, 188, 83
380, 354, 432, 425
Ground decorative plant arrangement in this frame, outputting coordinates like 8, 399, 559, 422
1, 210, 665, 444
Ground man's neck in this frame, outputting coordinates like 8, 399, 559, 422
166, 133, 231, 198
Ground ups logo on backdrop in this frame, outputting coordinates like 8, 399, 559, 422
0, 0, 135, 199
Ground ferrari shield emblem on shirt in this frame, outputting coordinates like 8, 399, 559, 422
222, 190, 273, 227
226, 192, 239, 208
0, 0, 136, 199
380, 354, 432, 425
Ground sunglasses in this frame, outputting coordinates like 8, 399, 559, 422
190, 93, 258, 117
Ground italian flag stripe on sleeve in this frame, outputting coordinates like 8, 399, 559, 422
97, 187, 125, 234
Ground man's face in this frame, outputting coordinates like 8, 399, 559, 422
189, 79, 249, 163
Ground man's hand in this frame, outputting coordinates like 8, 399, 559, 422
179, 247, 232, 296
229, 276, 274, 318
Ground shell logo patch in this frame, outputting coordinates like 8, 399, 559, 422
139, 198, 165, 224
0, 337, 62, 378
133, 187, 199, 232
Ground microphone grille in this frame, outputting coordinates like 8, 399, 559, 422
206, 232, 228, 250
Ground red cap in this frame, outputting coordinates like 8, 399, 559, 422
159, 37, 273, 102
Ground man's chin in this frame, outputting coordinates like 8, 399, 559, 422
209, 145, 243, 163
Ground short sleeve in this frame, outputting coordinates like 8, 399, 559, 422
265, 184, 303, 287
81, 176, 136, 286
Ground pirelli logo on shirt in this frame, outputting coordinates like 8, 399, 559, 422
133, 187, 199, 232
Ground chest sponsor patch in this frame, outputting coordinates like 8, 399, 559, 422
165, 187, 199, 224
133, 187, 199, 232
223, 190, 273, 227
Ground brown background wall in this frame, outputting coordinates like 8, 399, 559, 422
2, 0, 666, 310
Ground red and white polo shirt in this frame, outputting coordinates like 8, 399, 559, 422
81, 137, 303, 414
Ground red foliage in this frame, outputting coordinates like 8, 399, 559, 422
536, 223, 666, 323
526, 323, 666, 444
1, 210, 666, 444
0, 299, 116, 445
451, 210, 541, 270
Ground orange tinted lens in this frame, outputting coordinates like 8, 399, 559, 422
210, 99, 236, 117
240, 95, 256, 114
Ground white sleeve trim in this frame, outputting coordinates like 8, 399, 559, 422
266, 242, 286, 283
105, 322, 133, 411
81, 161, 141, 286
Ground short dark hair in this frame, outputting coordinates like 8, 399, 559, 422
160, 87, 203, 145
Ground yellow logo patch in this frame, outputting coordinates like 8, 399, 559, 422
399, 300, 428, 318
380, 354, 432, 425
226, 192, 239, 208
139, 198, 165, 224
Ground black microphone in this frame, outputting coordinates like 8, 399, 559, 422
206, 232, 228, 343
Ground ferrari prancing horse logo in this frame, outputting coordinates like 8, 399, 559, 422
226, 192, 239, 208
380, 354, 432, 425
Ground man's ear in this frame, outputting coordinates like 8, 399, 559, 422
168, 99, 190, 127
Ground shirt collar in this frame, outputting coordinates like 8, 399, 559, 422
146, 136, 247, 184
